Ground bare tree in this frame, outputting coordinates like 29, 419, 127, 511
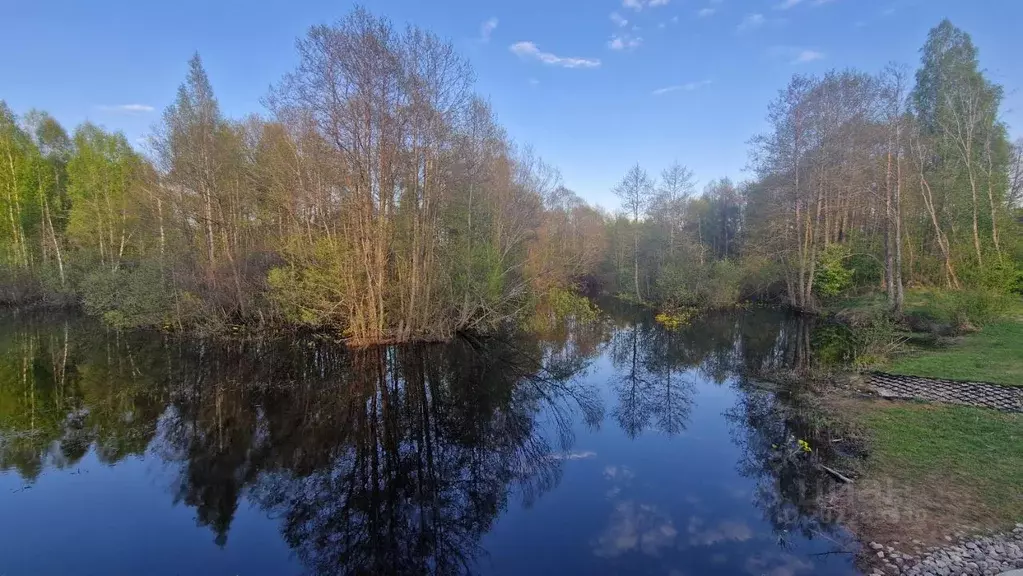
613, 164, 654, 300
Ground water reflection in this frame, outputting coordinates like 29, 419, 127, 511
0, 308, 858, 575
726, 384, 852, 548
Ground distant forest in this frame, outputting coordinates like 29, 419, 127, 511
1, 9, 1020, 343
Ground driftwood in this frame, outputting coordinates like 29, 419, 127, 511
820, 464, 855, 484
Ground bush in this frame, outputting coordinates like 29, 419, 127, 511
849, 312, 906, 368
653, 259, 745, 309
0, 264, 75, 307
927, 288, 1014, 331
526, 286, 598, 331
704, 260, 743, 308
81, 262, 173, 329
813, 244, 854, 299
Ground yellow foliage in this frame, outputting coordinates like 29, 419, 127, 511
655, 309, 694, 330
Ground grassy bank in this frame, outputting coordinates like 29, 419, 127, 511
818, 289, 1023, 546
860, 403, 1023, 524
825, 397, 1023, 545
887, 320, 1023, 386
829, 288, 1023, 386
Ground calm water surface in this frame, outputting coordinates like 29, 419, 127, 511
0, 306, 860, 575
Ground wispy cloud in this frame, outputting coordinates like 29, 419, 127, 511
770, 46, 826, 64
510, 42, 601, 68
479, 17, 498, 42
652, 79, 713, 96
697, 7, 716, 17
775, 0, 803, 9
792, 49, 825, 63
97, 104, 154, 114
610, 11, 629, 27
528, 78, 540, 86
737, 13, 765, 32
608, 33, 643, 50
623, 0, 669, 10
777, 0, 833, 8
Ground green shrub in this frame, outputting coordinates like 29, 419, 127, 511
927, 288, 1014, 331
704, 260, 743, 308
849, 312, 906, 368
653, 259, 745, 309
813, 244, 854, 299
81, 262, 173, 329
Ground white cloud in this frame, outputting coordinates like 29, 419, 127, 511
792, 49, 825, 63
549, 450, 597, 460
480, 17, 498, 42
528, 78, 540, 86
97, 104, 154, 114
610, 11, 629, 27
623, 0, 669, 10
592, 501, 678, 558
778, 0, 833, 8
698, 7, 716, 17
510, 42, 601, 68
737, 13, 765, 32
652, 79, 713, 95
608, 33, 643, 50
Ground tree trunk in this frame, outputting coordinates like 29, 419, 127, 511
892, 129, 904, 314
633, 220, 641, 300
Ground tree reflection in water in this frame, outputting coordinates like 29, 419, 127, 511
0, 313, 602, 574
0, 307, 858, 574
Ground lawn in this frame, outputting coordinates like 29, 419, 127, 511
831, 288, 1023, 386
887, 320, 1023, 386
856, 402, 1023, 531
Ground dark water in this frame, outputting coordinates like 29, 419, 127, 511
0, 305, 861, 576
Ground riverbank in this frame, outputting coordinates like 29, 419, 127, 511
829, 288, 1023, 383
811, 290, 1023, 573
814, 393, 1022, 574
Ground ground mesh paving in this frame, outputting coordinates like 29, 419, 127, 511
869, 372, 1023, 413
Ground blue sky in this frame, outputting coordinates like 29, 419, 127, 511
3, 0, 1021, 209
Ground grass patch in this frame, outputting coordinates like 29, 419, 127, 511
860, 403, 1023, 528
826, 398, 1023, 545
887, 320, 1023, 386
831, 288, 1023, 386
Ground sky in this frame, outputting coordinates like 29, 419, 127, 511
3, 0, 1022, 209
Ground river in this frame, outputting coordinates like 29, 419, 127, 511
0, 304, 861, 575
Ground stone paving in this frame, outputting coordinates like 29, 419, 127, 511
866, 524, 1023, 576
868, 372, 1023, 413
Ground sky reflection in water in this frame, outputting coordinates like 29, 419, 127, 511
0, 307, 859, 575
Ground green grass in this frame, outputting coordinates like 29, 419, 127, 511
859, 403, 1023, 523
887, 320, 1023, 386
831, 288, 1023, 386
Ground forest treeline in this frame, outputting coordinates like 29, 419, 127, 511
604, 19, 1022, 314
1, 13, 1021, 343
0, 9, 605, 343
